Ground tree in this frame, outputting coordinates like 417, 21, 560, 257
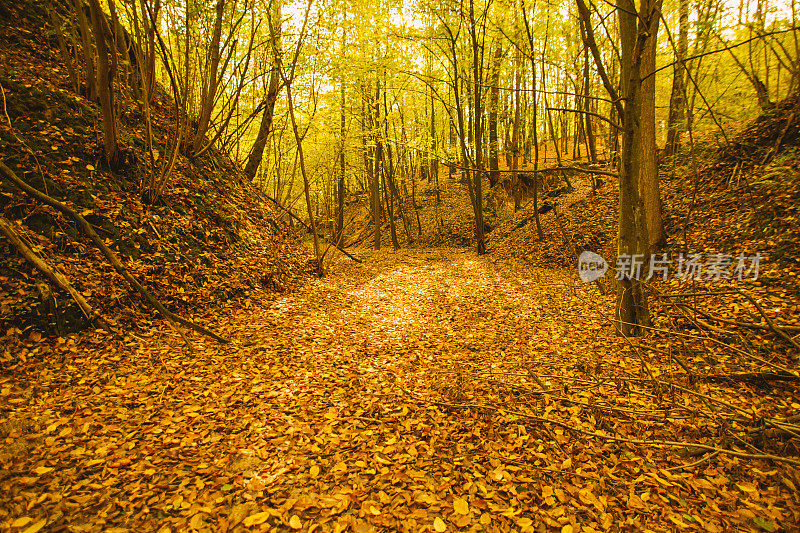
244, 0, 283, 181
73, 0, 96, 100
664, 0, 688, 156
270, 0, 322, 273
335, 6, 347, 243
192, 0, 226, 155
88, 0, 121, 169
577, 0, 661, 335
488, 41, 503, 187
638, 0, 665, 248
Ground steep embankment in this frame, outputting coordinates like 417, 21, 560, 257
662, 92, 800, 295
0, 1, 311, 340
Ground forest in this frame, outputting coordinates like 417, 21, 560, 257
0, 0, 799, 530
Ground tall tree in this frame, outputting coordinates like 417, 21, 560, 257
335, 5, 347, 243
88, 0, 121, 169
664, 0, 688, 156
488, 41, 503, 187
638, 2, 665, 248
244, 0, 283, 180
192, 0, 226, 155
271, 0, 321, 273
577, 0, 661, 335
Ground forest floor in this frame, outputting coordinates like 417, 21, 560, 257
2, 248, 798, 533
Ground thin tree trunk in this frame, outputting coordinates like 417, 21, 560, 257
664, 0, 688, 156
371, 78, 381, 250
511, 37, 522, 211
521, 2, 544, 238
488, 42, 502, 187
73, 0, 96, 100
470, 0, 486, 255
286, 82, 321, 273
335, 7, 347, 242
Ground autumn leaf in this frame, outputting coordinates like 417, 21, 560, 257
242, 512, 270, 527
11, 517, 32, 528
22, 520, 47, 533
753, 517, 777, 532
433, 517, 447, 532
288, 515, 303, 529
453, 497, 469, 515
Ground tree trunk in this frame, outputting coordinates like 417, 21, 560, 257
511, 38, 522, 211
371, 77, 382, 250
244, 0, 282, 180
73, 0, 96, 100
639, 4, 665, 249
664, 0, 688, 156
519, 4, 544, 238
488, 43, 502, 188
615, 0, 660, 336
192, 0, 225, 154
336, 66, 346, 243
89, 0, 121, 169
286, 82, 321, 272
470, 0, 486, 255
429, 89, 438, 188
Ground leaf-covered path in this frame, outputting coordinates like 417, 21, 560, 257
1, 249, 797, 532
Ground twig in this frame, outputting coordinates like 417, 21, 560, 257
675, 301, 800, 333
261, 191, 363, 264
666, 450, 721, 471
0, 81, 10, 126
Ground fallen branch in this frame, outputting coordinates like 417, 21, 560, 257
0, 216, 103, 327
701, 372, 800, 383
0, 160, 227, 345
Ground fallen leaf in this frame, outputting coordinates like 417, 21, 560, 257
11, 517, 32, 528
22, 520, 47, 533
242, 511, 270, 527
453, 497, 469, 515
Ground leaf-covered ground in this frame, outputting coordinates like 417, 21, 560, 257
2, 249, 798, 532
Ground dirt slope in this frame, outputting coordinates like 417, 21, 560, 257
0, 1, 311, 338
